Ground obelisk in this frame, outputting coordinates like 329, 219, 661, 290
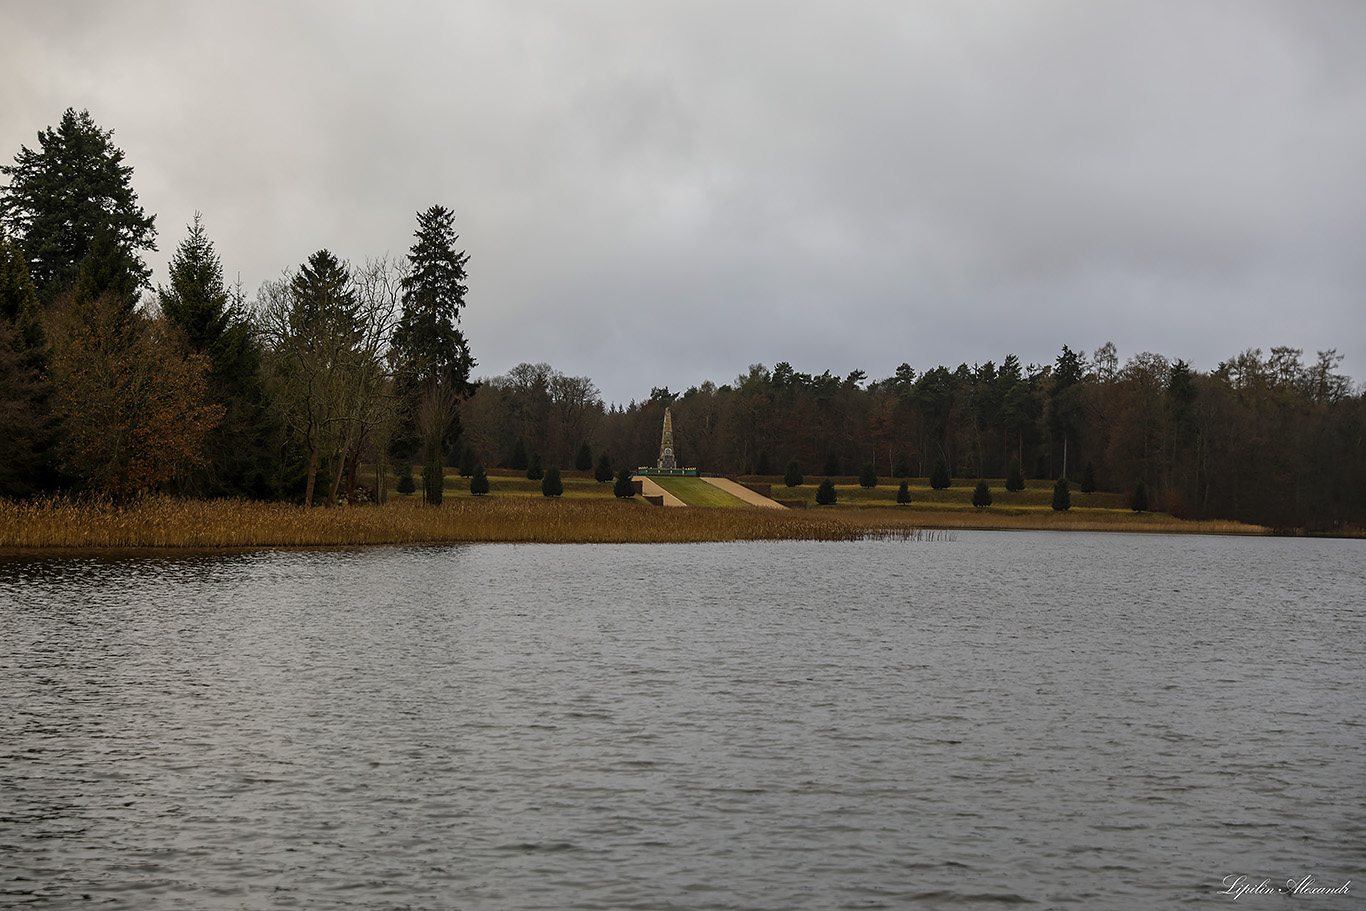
657, 408, 677, 470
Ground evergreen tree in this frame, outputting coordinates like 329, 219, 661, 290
815, 477, 837, 505
823, 447, 841, 476
896, 480, 911, 504
1006, 460, 1025, 492
1081, 461, 1097, 494
0, 231, 52, 496
972, 479, 993, 508
541, 466, 563, 497
575, 442, 593, 471
396, 463, 416, 494
509, 437, 528, 470
469, 464, 489, 495
390, 205, 475, 505
893, 450, 912, 479
859, 462, 877, 488
614, 466, 636, 498
930, 459, 951, 490
594, 452, 614, 483
158, 214, 277, 498
754, 449, 771, 475
1052, 477, 1071, 511
458, 443, 476, 477
1, 108, 157, 300
1131, 480, 1149, 513
784, 458, 803, 487
526, 451, 543, 480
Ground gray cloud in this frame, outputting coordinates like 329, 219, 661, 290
4, 0, 1363, 401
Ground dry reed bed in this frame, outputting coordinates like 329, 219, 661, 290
849, 507, 1268, 535
0, 496, 931, 549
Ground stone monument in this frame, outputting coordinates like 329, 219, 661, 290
657, 407, 677, 470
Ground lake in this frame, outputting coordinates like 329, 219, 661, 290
1, 531, 1362, 909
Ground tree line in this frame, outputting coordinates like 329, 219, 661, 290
3, 109, 1363, 530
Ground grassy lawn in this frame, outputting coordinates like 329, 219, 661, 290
745, 476, 1128, 511
651, 476, 752, 507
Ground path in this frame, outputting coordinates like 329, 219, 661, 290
632, 475, 687, 507
700, 477, 788, 509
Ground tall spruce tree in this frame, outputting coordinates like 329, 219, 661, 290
390, 205, 475, 505
972, 479, 993, 508
0, 231, 53, 496
816, 477, 837, 505
1, 109, 157, 300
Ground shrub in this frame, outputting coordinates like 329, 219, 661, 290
458, 444, 476, 478
508, 438, 528, 471
784, 459, 803, 488
542, 467, 563, 497
1131, 480, 1149, 513
930, 459, 950, 490
896, 481, 911, 505
755, 449, 771, 475
575, 443, 593, 472
614, 467, 636, 498
469, 465, 490, 496
1006, 460, 1025, 492
526, 452, 543, 481
594, 452, 614, 483
396, 469, 416, 495
815, 477, 837, 505
822, 447, 840, 476
893, 450, 912, 479
972, 479, 992, 508
1081, 461, 1096, 494
858, 463, 877, 488
1052, 477, 1071, 511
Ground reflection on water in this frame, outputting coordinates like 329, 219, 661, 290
1, 533, 1362, 909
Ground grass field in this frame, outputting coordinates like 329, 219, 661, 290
650, 477, 751, 507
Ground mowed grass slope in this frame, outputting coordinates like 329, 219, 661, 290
650, 476, 752, 507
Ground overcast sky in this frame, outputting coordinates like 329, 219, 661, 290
5, 1, 1364, 402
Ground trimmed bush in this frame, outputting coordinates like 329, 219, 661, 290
815, 477, 837, 505
930, 459, 950, 490
784, 459, 803, 488
896, 481, 911, 505
1052, 477, 1071, 511
469, 465, 490, 496
614, 467, 636, 498
755, 449, 771, 475
972, 479, 992, 508
526, 452, 543, 481
858, 463, 877, 488
542, 467, 563, 497
1005, 460, 1025, 492
575, 443, 593, 472
594, 452, 614, 483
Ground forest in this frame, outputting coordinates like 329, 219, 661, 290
3, 109, 1363, 532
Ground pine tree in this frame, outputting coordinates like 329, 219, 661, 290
896, 480, 911, 504
509, 437, 528, 470
575, 442, 593, 471
469, 464, 489, 495
594, 452, 614, 483
541, 466, 563, 497
784, 458, 803, 488
1131, 480, 1149, 513
0, 231, 52, 497
930, 459, 951, 490
1006, 460, 1025, 492
816, 477, 837, 505
893, 450, 912, 479
390, 205, 475, 505
397, 463, 416, 494
859, 463, 877, 488
614, 466, 636, 498
972, 479, 993, 508
823, 447, 841, 476
1052, 477, 1071, 511
1, 108, 157, 300
458, 443, 476, 477
526, 451, 543, 481
1081, 461, 1097, 494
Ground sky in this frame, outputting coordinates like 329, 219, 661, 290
4, 1, 1364, 404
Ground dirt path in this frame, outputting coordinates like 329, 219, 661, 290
700, 477, 788, 509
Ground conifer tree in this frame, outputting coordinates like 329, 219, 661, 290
823, 447, 841, 476
458, 443, 476, 477
1, 108, 157, 300
541, 466, 563, 497
972, 479, 993, 508
0, 231, 52, 496
469, 464, 489, 495
509, 437, 528, 470
930, 459, 951, 490
614, 466, 636, 498
1006, 460, 1025, 492
1052, 477, 1071, 511
893, 450, 912, 479
896, 480, 911, 504
816, 477, 837, 505
1081, 461, 1097, 494
784, 458, 803, 488
594, 452, 614, 483
755, 449, 771, 475
859, 463, 877, 488
527, 451, 543, 480
575, 442, 593, 471
397, 463, 416, 494
1131, 480, 1149, 513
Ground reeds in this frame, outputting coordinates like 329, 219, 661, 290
0, 495, 943, 549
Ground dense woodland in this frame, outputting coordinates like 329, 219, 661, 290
2, 109, 1363, 531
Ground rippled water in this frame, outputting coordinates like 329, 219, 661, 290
1, 532, 1362, 909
